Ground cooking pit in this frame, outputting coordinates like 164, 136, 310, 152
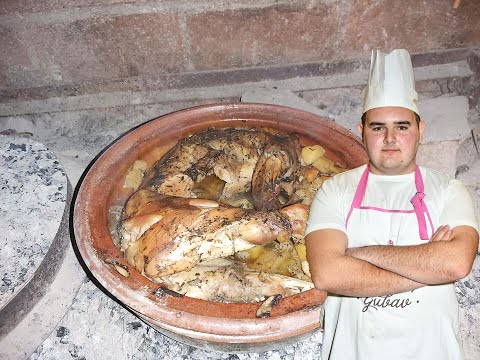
73, 103, 368, 352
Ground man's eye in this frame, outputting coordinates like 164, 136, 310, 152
397, 126, 408, 130
372, 127, 382, 131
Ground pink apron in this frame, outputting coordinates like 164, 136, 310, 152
322, 165, 463, 360
346, 165, 434, 242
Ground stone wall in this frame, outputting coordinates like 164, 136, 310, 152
1, 0, 479, 98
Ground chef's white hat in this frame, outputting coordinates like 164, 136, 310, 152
363, 49, 419, 115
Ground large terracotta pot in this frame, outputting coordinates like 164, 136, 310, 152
73, 103, 368, 352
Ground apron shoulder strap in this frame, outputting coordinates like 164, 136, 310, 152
410, 166, 430, 240
346, 166, 369, 227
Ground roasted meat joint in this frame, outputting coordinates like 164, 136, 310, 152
116, 127, 345, 304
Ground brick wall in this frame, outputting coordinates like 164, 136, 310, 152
0, 0, 479, 95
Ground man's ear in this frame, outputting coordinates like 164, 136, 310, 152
419, 120, 426, 143
357, 123, 364, 141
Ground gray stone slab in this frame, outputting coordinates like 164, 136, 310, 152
457, 158, 480, 192
456, 137, 480, 171
242, 91, 475, 146
463, 184, 480, 252
473, 128, 480, 152
457, 254, 480, 360
29, 280, 323, 360
417, 141, 460, 177
453, 138, 480, 227
460, 303, 480, 360
0, 60, 471, 117
0, 136, 71, 340
0, 245, 85, 360
241, 87, 329, 117
420, 96, 471, 143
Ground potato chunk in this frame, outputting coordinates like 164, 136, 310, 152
301, 145, 325, 165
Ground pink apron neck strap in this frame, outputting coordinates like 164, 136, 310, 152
345, 165, 369, 227
411, 165, 429, 240
414, 165, 424, 193
352, 165, 370, 208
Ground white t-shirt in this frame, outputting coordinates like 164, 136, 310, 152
305, 164, 479, 360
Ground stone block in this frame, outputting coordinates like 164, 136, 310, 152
1, 13, 185, 86
0, 25, 32, 88
241, 87, 329, 117
342, 0, 477, 59
473, 128, 480, 151
456, 137, 479, 172
456, 158, 480, 188
0, 136, 71, 339
419, 96, 471, 143
301, 87, 365, 133
460, 303, 480, 360
187, 4, 342, 71
458, 0, 480, 47
417, 141, 460, 177
0, 0, 147, 16
0, 245, 84, 360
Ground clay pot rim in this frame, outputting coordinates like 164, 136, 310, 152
73, 102, 367, 341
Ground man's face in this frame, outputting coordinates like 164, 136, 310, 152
358, 106, 425, 175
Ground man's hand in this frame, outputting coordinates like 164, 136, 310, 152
430, 225, 452, 242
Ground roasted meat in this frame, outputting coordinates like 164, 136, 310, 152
251, 133, 302, 210
119, 189, 292, 278
140, 128, 302, 210
141, 128, 269, 201
162, 258, 313, 303
115, 127, 334, 302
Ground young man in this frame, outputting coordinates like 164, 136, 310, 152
305, 49, 479, 359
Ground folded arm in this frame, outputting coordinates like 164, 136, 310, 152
346, 225, 479, 284
305, 229, 425, 298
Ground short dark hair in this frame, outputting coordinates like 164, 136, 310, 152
361, 111, 421, 127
